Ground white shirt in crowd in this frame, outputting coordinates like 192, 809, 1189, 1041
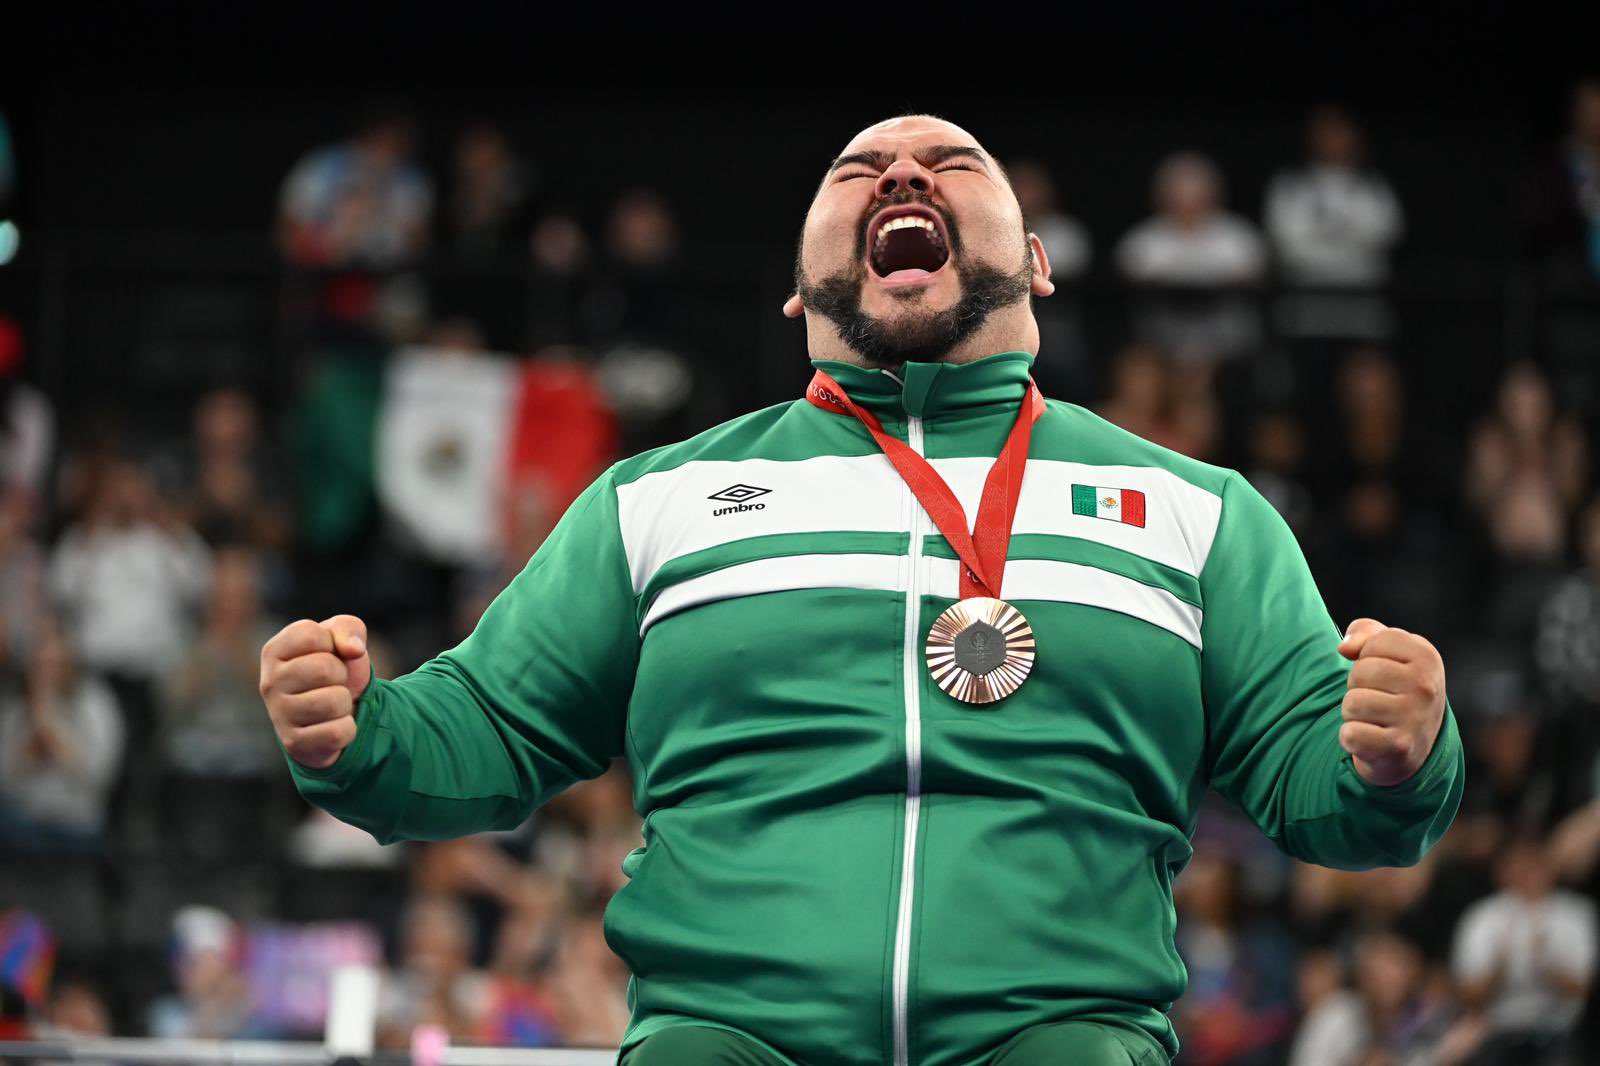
1114, 213, 1266, 286
1451, 888, 1598, 1035
0, 675, 124, 834
1266, 164, 1404, 286
46, 522, 212, 678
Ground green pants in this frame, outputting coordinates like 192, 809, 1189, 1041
619, 1020, 1168, 1065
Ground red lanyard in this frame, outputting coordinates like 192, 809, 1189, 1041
806, 367, 1045, 600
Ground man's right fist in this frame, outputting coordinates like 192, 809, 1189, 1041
260, 614, 372, 770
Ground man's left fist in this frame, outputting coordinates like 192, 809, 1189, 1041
1336, 617, 1448, 788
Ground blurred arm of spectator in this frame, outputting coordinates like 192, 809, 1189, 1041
1549, 800, 1600, 882
412, 838, 559, 917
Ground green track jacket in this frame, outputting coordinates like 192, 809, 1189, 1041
285, 349, 1466, 1066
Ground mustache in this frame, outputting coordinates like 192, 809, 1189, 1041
855, 190, 962, 264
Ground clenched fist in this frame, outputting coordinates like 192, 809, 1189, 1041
1336, 617, 1448, 788
260, 614, 371, 770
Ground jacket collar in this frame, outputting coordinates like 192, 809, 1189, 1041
807, 350, 1037, 419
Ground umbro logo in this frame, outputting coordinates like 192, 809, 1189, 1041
708, 483, 772, 517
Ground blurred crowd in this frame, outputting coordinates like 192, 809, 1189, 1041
2, 79, 1600, 1064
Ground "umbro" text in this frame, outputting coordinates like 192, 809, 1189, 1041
707, 483, 772, 518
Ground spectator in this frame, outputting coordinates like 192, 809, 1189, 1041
0, 612, 124, 854
148, 906, 272, 1040
604, 188, 679, 270
166, 387, 293, 556
1289, 927, 1459, 1066
1005, 158, 1095, 401
157, 546, 285, 777
1267, 105, 1404, 288
378, 894, 491, 1047
0, 487, 44, 675
1171, 847, 1298, 1065
1095, 342, 1218, 460
40, 980, 111, 1039
1245, 411, 1315, 536
1535, 497, 1600, 716
529, 209, 592, 274
1467, 362, 1589, 564
1008, 158, 1091, 280
1520, 78, 1600, 287
1306, 346, 1462, 630
1116, 151, 1266, 286
535, 765, 642, 912
539, 910, 630, 1045
277, 111, 433, 270
445, 123, 537, 262
1451, 836, 1596, 1063
46, 456, 211, 683
0, 315, 55, 513
46, 453, 210, 839
1116, 152, 1266, 365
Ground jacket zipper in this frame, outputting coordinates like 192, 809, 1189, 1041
892, 411, 924, 1066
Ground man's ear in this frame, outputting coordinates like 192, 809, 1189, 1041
783, 291, 805, 318
1028, 232, 1055, 297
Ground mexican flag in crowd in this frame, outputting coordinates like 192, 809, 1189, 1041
291, 347, 614, 563
373, 347, 618, 565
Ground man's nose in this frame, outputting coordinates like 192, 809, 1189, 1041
874, 158, 935, 199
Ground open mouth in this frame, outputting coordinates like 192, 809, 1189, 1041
867, 206, 950, 284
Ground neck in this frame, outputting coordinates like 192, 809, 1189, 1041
809, 348, 1038, 420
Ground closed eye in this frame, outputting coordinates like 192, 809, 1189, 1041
837, 164, 974, 182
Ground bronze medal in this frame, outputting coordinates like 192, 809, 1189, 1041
925, 596, 1035, 705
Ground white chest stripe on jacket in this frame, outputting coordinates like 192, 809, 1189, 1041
614, 455, 1224, 597
636, 553, 1203, 647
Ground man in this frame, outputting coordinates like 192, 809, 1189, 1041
261, 114, 1465, 1066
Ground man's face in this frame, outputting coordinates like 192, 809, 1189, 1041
789, 116, 1049, 368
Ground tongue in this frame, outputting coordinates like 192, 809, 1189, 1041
881, 268, 932, 282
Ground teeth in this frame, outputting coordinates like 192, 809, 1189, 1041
874, 215, 941, 245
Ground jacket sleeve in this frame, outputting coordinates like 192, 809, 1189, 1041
283, 462, 641, 845
1198, 471, 1465, 870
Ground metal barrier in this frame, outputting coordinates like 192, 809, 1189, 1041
0, 1038, 617, 1065
0, 970, 617, 1065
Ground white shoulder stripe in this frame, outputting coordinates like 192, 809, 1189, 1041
638, 552, 1202, 647
616, 456, 903, 595
616, 455, 1225, 597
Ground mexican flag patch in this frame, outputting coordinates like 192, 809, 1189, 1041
1071, 485, 1146, 527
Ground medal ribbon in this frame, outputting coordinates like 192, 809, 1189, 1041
806, 367, 1044, 600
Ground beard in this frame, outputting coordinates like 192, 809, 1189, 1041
794, 220, 1035, 370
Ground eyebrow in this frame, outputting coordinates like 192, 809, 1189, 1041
827, 144, 990, 175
